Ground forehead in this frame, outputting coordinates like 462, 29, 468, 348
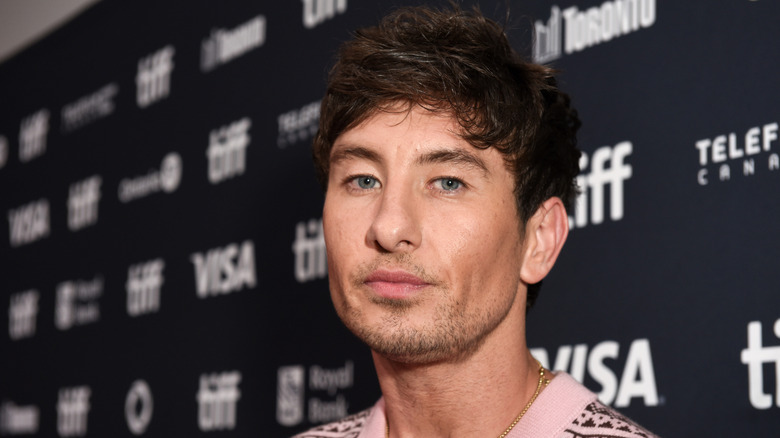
331, 107, 481, 160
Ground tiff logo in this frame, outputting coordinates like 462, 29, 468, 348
533, 6, 562, 63
127, 259, 165, 316
303, 0, 347, 29
68, 175, 102, 231
532, 1, 656, 62
741, 318, 780, 409
19, 109, 49, 162
57, 386, 90, 437
197, 371, 241, 431
570, 141, 632, 229
137, 45, 174, 108
8, 199, 50, 247
292, 218, 326, 283
0, 401, 40, 435
8, 290, 39, 340
208, 117, 251, 184
191, 240, 257, 298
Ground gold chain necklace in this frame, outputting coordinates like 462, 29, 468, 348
384, 362, 550, 438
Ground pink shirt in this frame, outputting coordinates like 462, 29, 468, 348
292, 372, 659, 438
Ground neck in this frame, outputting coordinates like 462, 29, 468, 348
374, 306, 544, 438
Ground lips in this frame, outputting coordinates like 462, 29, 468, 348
364, 269, 430, 299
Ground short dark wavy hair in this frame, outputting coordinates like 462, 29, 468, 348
313, 4, 581, 307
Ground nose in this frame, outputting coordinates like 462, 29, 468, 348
366, 187, 421, 253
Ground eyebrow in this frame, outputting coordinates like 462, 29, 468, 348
415, 148, 489, 175
330, 146, 383, 166
329, 144, 489, 176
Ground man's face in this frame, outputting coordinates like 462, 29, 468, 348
323, 106, 528, 364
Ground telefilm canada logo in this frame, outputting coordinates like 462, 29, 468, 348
694, 122, 779, 186
533, 0, 656, 63
741, 318, 780, 409
277, 100, 320, 149
531, 338, 659, 408
277, 361, 354, 427
61, 83, 118, 133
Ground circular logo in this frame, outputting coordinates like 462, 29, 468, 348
125, 380, 153, 435
159, 152, 182, 193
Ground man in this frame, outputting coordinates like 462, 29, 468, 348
295, 4, 658, 437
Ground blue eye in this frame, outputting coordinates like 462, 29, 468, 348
438, 178, 462, 191
355, 176, 377, 189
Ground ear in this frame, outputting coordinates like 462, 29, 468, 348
520, 197, 569, 285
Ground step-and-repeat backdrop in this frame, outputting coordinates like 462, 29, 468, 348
2, 0, 778, 436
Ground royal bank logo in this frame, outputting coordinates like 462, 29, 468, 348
55, 277, 103, 331
197, 371, 241, 431
68, 175, 101, 231
533, 0, 656, 63
61, 83, 118, 132
277, 101, 320, 149
125, 380, 154, 435
7, 198, 50, 247
570, 141, 632, 229
0, 401, 40, 435
137, 45, 174, 108
695, 122, 779, 186
127, 259, 165, 317
201, 16, 266, 72
292, 218, 326, 283
0, 135, 8, 169
191, 240, 256, 298
57, 386, 90, 437
19, 109, 49, 163
303, 0, 347, 29
531, 338, 659, 408
741, 318, 780, 409
8, 290, 39, 340
277, 366, 305, 427
118, 152, 182, 203
277, 361, 354, 427
207, 117, 250, 184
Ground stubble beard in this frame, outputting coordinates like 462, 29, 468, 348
334, 258, 517, 365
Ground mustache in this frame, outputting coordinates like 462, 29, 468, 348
350, 254, 440, 287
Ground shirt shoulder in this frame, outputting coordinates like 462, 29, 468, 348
561, 400, 660, 438
290, 408, 372, 438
